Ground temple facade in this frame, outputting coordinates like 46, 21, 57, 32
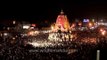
51, 10, 70, 32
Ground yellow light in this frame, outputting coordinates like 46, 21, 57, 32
78, 23, 82, 26
51, 26, 54, 30
13, 21, 16, 24
71, 24, 75, 28
100, 29, 103, 32
70, 35, 73, 39
28, 31, 34, 36
12, 37, 15, 40
101, 30, 106, 35
89, 22, 92, 27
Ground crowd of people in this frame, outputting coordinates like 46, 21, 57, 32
0, 28, 107, 60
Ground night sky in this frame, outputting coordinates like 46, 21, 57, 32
0, 0, 107, 23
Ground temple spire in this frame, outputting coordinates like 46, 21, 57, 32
54, 9, 70, 32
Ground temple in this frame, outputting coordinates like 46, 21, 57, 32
51, 10, 70, 32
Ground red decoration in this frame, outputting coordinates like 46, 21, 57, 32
31, 24, 36, 27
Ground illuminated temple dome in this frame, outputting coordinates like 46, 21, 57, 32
51, 10, 70, 32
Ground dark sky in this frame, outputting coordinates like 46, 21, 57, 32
0, 0, 107, 23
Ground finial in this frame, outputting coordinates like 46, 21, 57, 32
60, 9, 64, 14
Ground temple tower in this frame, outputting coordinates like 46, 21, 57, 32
55, 10, 70, 31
